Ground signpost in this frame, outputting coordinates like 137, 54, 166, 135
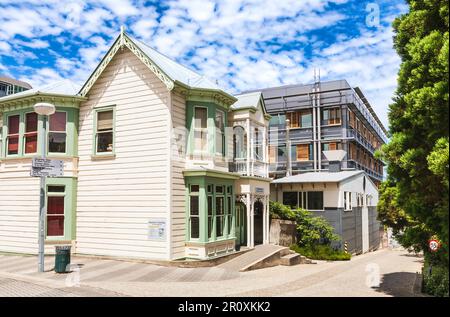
31, 158, 64, 178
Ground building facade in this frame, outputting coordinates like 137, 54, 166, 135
259, 80, 388, 186
0, 30, 271, 261
0, 76, 32, 98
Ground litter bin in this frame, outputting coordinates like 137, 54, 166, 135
54, 245, 71, 273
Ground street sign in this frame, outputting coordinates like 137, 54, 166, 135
31, 158, 64, 177
429, 239, 441, 252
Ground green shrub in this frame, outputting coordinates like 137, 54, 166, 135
422, 261, 449, 297
269, 201, 296, 221
291, 244, 351, 261
270, 200, 341, 250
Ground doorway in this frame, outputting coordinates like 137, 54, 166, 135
235, 202, 247, 249
254, 200, 264, 245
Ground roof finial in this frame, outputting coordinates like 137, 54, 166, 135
120, 25, 126, 35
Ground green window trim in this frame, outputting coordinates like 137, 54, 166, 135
92, 105, 116, 157
0, 107, 78, 159
185, 176, 235, 243
44, 177, 77, 241
186, 101, 228, 158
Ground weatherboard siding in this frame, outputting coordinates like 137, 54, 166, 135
170, 90, 187, 259
76, 48, 172, 260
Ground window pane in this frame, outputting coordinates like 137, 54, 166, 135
25, 113, 38, 133
190, 185, 199, 193
97, 111, 113, 131
208, 196, 213, 238
190, 196, 199, 215
48, 185, 65, 193
216, 216, 223, 237
215, 186, 223, 194
49, 132, 66, 153
215, 111, 224, 131
47, 216, 64, 236
194, 107, 207, 129
47, 196, 64, 215
307, 192, 323, 210
97, 132, 113, 153
25, 135, 37, 154
300, 111, 312, 127
216, 197, 224, 215
190, 217, 199, 239
7, 136, 19, 155
283, 192, 298, 209
8, 115, 19, 134
49, 112, 66, 132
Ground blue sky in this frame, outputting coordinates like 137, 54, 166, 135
0, 0, 408, 128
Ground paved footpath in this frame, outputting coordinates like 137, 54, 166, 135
0, 248, 424, 297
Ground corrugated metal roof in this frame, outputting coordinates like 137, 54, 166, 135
0, 79, 80, 103
131, 36, 222, 91
272, 170, 363, 184
231, 91, 263, 110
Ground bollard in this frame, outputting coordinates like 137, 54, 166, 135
344, 241, 348, 254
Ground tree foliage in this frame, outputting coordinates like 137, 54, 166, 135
378, 0, 449, 267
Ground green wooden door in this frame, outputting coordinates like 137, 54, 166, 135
235, 202, 247, 248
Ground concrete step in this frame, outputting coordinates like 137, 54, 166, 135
280, 253, 301, 266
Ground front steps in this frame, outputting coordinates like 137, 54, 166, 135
279, 248, 313, 266
219, 244, 313, 272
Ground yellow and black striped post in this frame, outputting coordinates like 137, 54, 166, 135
344, 241, 348, 254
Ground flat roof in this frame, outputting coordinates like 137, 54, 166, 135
272, 170, 363, 184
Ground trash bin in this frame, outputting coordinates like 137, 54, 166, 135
54, 245, 71, 273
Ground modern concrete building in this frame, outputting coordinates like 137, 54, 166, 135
258, 80, 386, 252
0, 76, 32, 97
259, 79, 388, 186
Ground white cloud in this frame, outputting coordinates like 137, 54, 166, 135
1, 0, 404, 128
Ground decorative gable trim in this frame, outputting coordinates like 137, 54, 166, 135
79, 31, 174, 97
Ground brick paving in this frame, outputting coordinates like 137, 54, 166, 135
0, 249, 424, 297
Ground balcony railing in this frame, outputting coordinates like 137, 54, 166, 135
229, 159, 268, 178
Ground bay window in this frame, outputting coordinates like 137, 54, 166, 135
6, 114, 20, 155
194, 107, 208, 153
95, 109, 114, 154
49, 111, 67, 154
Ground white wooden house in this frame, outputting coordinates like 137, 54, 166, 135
0, 29, 271, 260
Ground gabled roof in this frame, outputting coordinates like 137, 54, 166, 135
132, 37, 221, 91
79, 29, 236, 105
272, 170, 363, 184
231, 91, 270, 118
0, 79, 81, 103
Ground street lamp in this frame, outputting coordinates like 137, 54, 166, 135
285, 118, 291, 177
34, 102, 55, 273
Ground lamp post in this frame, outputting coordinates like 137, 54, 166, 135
285, 118, 291, 177
34, 102, 55, 272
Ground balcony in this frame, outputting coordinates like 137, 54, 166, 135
229, 158, 268, 178
347, 128, 377, 154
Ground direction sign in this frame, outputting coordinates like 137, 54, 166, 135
31, 158, 64, 177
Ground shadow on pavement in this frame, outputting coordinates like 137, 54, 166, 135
375, 272, 420, 297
